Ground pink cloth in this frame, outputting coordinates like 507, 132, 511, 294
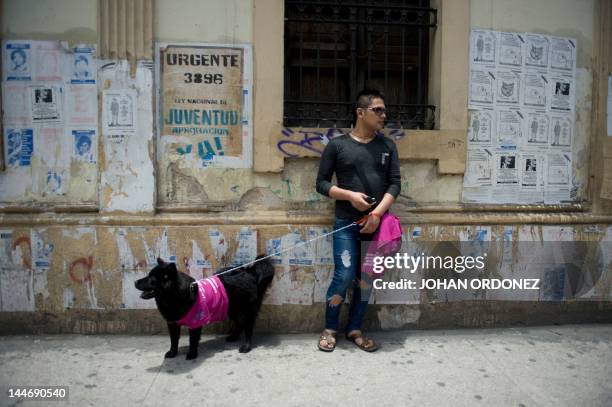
362, 212, 403, 276
175, 276, 229, 329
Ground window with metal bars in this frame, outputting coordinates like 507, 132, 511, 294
284, 0, 437, 129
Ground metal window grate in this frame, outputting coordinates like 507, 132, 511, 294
284, 0, 437, 129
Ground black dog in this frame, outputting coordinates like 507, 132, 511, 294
135, 256, 274, 359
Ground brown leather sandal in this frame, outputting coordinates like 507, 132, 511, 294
346, 330, 378, 352
318, 329, 337, 352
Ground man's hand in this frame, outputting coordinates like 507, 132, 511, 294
349, 192, 375, 212
358, 213, 380, 234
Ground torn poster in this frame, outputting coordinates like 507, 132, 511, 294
66, 85, 97, 126
32, 41, 64, 82
1, 83, 29, 124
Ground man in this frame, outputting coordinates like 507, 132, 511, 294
73, 55, 91, 80
315, 89, 401, 352
10, 49, 28, 72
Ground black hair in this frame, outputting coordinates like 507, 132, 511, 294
74, 55, 89, 65
77, 135, 92, 147
10, 49, 26, 62
351, 88, 385, 126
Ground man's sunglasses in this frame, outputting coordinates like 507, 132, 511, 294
365, 107, 387, 115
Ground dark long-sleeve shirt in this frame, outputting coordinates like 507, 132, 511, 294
316, 133, 401, 220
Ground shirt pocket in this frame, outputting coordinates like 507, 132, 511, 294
378, 152, 391, 173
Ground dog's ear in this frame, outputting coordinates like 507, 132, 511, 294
157, 257, 165, 266
166, 262, 178, 277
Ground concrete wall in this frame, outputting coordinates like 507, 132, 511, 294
0, 0, 610, 334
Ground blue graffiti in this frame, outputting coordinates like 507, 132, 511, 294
176, 136, 225, 160
277, 127, 406, 158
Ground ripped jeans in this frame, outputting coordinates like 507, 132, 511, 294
325, 218, 373, 333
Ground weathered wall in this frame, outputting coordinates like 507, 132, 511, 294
0, 0, 610, 334
0, 221, 610, 334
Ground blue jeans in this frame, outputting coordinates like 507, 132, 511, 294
325, 218, 373, 332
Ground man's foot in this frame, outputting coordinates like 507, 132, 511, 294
318, 329, 337, 352
346, 330, 378, 352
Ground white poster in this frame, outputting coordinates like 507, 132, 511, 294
496, 109, 523, 149
29, 84, 63, 122
522, 73, 548, 109
495, 152, 519, 186
1, 83, 29, 124
4, 41, 31, 81
469, 69, 495, 108
498, 32, 524, 68
32, 41, 64, 82
545, 152, 571, 203
546, 152, 571, 187
550, 37, 576, 74
550, 76, 575, 113
464, 148, 493, 187
103, 89, 136, 135
520, 154, 542, 189
524, 33, 550, 71
496, 70, 521, 106
468, 109, 494, 145
525, 111, 549, 147
470, 30, 497, 66
549, 115, 572, 148
72, 129, 96, 163
71, 46, 96, 84
66, 85, 97, 126
519, 153, 544, 203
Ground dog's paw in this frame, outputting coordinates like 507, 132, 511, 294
239, 344, 252, 353
226, 334, 240, 342
164, 349, 178, 358
185, 350, 198, 360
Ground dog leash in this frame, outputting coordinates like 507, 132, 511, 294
212, 220, 364, 277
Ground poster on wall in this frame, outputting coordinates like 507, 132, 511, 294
102, 89, 136, 135
29, 84, 63, 122
156, 42, 253, 168
464, 30, 577, 205
71, 46, 96, 84
3, 42, 31, 81
5, 128, 33, 167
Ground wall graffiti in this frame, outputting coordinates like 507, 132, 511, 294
176, 136, 225, 160
68, 256, 93, 284
277, 127, 406, 158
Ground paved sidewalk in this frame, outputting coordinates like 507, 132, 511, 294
0, 324, 611, 407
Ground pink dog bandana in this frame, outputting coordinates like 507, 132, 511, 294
175, 276, 229, 329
